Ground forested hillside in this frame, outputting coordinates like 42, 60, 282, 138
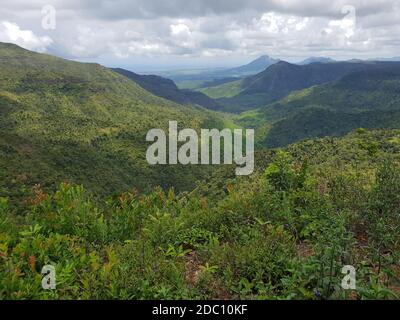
0, 43, 232, 202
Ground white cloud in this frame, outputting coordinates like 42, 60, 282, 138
329, 5, 356, 38
0, 0, 399, 66
0, 21, 52, 52
170, 23, 191, 36
170, 22, 196, 48
296, 18, 309, 31
128, 40, 172, 56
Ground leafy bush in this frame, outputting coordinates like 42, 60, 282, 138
1, 130, 399, 300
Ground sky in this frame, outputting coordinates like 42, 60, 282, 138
0, 0, 399, 72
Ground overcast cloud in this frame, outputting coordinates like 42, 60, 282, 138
0, 0, 399, 70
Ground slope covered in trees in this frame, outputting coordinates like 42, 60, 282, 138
0, 42, 230, 201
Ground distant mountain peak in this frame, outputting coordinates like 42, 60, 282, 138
224, 54, 279, 76
248, 54, 278, 64
255, 54, 273, 61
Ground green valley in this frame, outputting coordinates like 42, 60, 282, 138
0, 43, 232, 202
237, 64, 400, 147
0, 42, 399, 301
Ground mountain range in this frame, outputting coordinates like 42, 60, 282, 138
160, 55, 280, 89
220, 55, 279, 77
238, 63, 400, 147
199, 60, 400, 112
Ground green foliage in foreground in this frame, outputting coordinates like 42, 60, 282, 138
1, 130, 399, 300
